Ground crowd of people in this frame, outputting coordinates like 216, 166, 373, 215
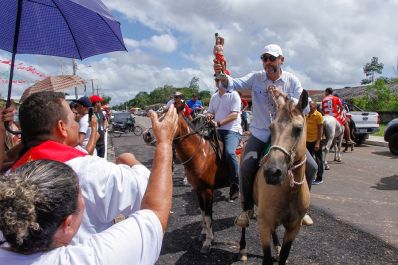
0, 42, 354, 264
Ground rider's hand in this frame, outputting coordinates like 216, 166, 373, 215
205, 113, 214, 122
268, 85, 288, 100
213, 59, 223, 76
149, 104, 178, 145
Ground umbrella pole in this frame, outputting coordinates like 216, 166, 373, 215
5, 0, 23, 135
6, 0, 23, 108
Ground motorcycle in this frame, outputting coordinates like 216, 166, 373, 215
110, 117, 143, 137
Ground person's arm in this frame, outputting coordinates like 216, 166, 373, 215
84, 116, 99, 155
0, 106, 18, 170
141, 105, 178, 233
216, 112, 239, 127
315, 116, 323, 151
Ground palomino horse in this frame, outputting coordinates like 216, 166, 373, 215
322, 115, 344, 170
239, 90, 310, 265
143, 103, 234, 253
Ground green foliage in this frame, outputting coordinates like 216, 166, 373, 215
111, 76, 212, 110
353, 79, 398, 111
362, 57, 384, 84
102, 96, 111, 104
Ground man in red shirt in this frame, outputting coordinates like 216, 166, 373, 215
322, 88, 354, 144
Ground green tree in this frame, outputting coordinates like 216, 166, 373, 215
362, 57, 383, 84
354, 79, 398, 111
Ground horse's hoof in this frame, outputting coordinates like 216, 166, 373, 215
239, 254, 248, 261
325, 165, 330, 170
336, 159, 342, 162
200, 245, 211, 254
239, 249, 248, 261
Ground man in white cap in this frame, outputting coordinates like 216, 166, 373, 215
214, 44, 317, 227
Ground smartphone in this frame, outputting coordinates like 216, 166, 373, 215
88, 107, 93, 123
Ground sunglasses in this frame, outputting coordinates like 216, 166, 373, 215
260, 54, 278, 62
174, 96, 181, 99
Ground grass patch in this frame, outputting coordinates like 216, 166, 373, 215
372, 123, 386, 137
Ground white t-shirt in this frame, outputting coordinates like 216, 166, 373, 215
207, 91, 242, 134
79, 113, 92, 148
0, 210, 163, 265
65, 155, 151, 244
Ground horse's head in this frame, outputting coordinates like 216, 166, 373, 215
142, 108, 191, 146
263, 90, 308, 185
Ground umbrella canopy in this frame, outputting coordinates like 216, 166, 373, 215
1, 0, 127, 59
1, 0, 127, 111
20, 75, 86, 102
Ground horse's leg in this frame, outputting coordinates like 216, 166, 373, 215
271, 231, 281, 261
239, 228, 248, 261
278, 223, 301, 265
196, 190, 206, 241
336, 134, 343, 162
200, 188, 214, 254
258, 220, 274, 265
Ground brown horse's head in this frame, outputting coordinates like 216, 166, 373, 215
263, 90, 308, 185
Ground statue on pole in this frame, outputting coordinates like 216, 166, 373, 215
214, 33, 228, 79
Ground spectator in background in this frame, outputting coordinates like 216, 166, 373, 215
306, 100, 324, 185
237, 91, 249, 132
186, 94, 204, 117
165, 92, 192, 119
90, 95, 107, 158
74, 96, 97, 155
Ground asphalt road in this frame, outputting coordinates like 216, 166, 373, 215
110, 116, 398, 265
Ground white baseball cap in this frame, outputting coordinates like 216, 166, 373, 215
262, 44, 283, 57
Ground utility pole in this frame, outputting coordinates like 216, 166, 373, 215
72, 59, 78, 99
91, 79, 95, 95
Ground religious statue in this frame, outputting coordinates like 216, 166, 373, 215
214, 33, 228, 79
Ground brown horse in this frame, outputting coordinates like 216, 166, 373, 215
143, 102, 234, 253
239, 90, 310, 265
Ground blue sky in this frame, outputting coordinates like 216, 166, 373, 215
1, 0, 398, 105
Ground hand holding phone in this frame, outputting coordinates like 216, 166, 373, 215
88, 107, 93, 123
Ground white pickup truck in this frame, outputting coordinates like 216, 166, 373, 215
344, 104, 380, 145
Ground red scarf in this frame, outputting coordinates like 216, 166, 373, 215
11, 141, 87, 171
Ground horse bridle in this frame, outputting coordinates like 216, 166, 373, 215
260, 143, 307, 188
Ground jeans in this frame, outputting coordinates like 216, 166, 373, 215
239, 135, 317, 210
306, 141, 323, 182
217, 129, 241, 185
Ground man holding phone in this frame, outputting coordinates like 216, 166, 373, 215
74, 96, 98, 155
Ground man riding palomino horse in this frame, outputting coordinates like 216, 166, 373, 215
213, 43, 318, 230
239, 88, 310, 265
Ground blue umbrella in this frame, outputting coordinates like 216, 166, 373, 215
1, 0, 127, 110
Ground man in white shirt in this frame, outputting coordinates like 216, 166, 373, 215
214, 44, 317, 227
8, 91, 157, 244
206, 88, 242, 201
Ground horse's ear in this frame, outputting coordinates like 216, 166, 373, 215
296, 90, 308, 113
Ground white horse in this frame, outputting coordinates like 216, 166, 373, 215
322, 115, 344, 170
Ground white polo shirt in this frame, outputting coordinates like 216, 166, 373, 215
208, 90, 242, 134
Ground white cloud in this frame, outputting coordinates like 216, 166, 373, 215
146, 34, 178, 53
3, 0, 398, 105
